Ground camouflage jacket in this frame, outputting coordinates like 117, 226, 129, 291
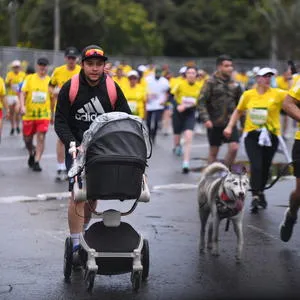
198, 72, 243, 127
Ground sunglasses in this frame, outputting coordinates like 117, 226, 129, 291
262, 73, 273, 78
85, 48, 104, 57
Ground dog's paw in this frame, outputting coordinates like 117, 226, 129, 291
207, 243, 213, 250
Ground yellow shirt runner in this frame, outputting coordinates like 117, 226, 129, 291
0, 77, 6, 110
5, 71, 26, 104
122, 84, 146, 119
21, 73, 51, 121
288, 79, 300, 140
237, 88, 287, 136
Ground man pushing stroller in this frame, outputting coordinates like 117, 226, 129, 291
54, 45, 132, 265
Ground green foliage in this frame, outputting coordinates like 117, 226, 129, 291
0, 0, 299, 59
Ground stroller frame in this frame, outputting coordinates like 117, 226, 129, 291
64, 142, 149, 293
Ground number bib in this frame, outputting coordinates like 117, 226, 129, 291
128, 101, 137, 113
12, 84, 19, 93
32, 91, 47, 103
249, 108, 268, 125
182, 96, 196, 107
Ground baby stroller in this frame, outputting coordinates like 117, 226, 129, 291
63, 112, 152, 292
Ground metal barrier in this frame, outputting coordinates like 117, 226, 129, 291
0, 46, 294, 77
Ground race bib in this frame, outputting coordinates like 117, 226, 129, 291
182, 96, 196, 107
148, 93, 158, 102
32, 91, 47, 103
12, 84, 19, 93
249, 108, 268, 125
128, 101, 137, 113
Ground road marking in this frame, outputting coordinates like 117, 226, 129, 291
36, 192, 70, 200
0, 153, 56, 162
191, 144, 209, 148
0, 195, 37, 203
0, 192, 70, 203
152, 183, 197, 190
247, 224, 279, 241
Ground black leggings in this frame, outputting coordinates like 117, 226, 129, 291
244, 131, 279, 195
146, 110, 163, 142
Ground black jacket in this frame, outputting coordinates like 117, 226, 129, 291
54, 69, 131, 147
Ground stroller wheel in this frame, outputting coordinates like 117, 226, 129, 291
63, 237, 73, 282
141, 239, 149, 281
85, 271, 96, 293
131, 271, 142, 292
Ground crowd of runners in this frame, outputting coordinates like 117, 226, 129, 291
1, 46, 300, 242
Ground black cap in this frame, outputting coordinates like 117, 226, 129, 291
65, 47, 79, 58
37, 57, 49, 66
81, 45, 108, 62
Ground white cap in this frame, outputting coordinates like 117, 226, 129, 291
11, 60, 21, 67
257, 67, 275, 76
127, 70, 139, 78
252, 66, 260, 74
137, 65, 147, 72
179, 66, 187, 74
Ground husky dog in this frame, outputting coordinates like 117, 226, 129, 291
197, 162, 249, 262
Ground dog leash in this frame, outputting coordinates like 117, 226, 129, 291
248, 161, 294, 192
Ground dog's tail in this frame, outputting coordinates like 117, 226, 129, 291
201, 162, 229, 178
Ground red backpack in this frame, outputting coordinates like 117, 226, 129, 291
68, 74, 117, 109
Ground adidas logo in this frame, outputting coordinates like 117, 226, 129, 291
75, 96, 105, 122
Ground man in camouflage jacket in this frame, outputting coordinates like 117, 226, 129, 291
198, 55, 243, 166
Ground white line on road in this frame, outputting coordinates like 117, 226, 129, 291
0, 153, 56, 162
247, 224, 279, 241
191, 144, 209, 148
0, 195, 37, 203
152, 183, 198, 190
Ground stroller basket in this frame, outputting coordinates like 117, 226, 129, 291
85, 117, 148, 200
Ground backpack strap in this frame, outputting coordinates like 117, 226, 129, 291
69, 74, 117, 110
105, 75, 117, 110
69, 74, 80, 105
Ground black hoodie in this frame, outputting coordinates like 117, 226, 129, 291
54, 69, 131, 147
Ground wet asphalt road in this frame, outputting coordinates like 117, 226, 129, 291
0, 122, 300, 300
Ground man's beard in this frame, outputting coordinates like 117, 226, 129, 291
85, 74, 101, 84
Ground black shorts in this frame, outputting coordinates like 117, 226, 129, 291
207, 125, 239, 147
172, 108, 196, 134
292, 140, 300, 177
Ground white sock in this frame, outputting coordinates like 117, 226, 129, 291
57, 163, 66, 171
70, 233, 80, 249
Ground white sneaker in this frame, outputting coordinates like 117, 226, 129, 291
138, 175, 150, 202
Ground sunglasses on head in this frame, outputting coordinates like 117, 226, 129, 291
85, 49, 104, 57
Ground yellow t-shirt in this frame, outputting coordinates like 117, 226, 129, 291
288, 78, 300, 140
237, 88, 287, 136
122, 84, 146, 119
276, 76, 290, 90
172, 80, 202, 106
235, 73, 248, 86
119, 64, 132, 76
50, 64, 81, 89
0, 76, 6, 109
21, 73, 51, 121
5, 71, 26, 96
112, 76, 128, 90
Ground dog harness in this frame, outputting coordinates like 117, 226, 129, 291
216, 189, 243, 219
